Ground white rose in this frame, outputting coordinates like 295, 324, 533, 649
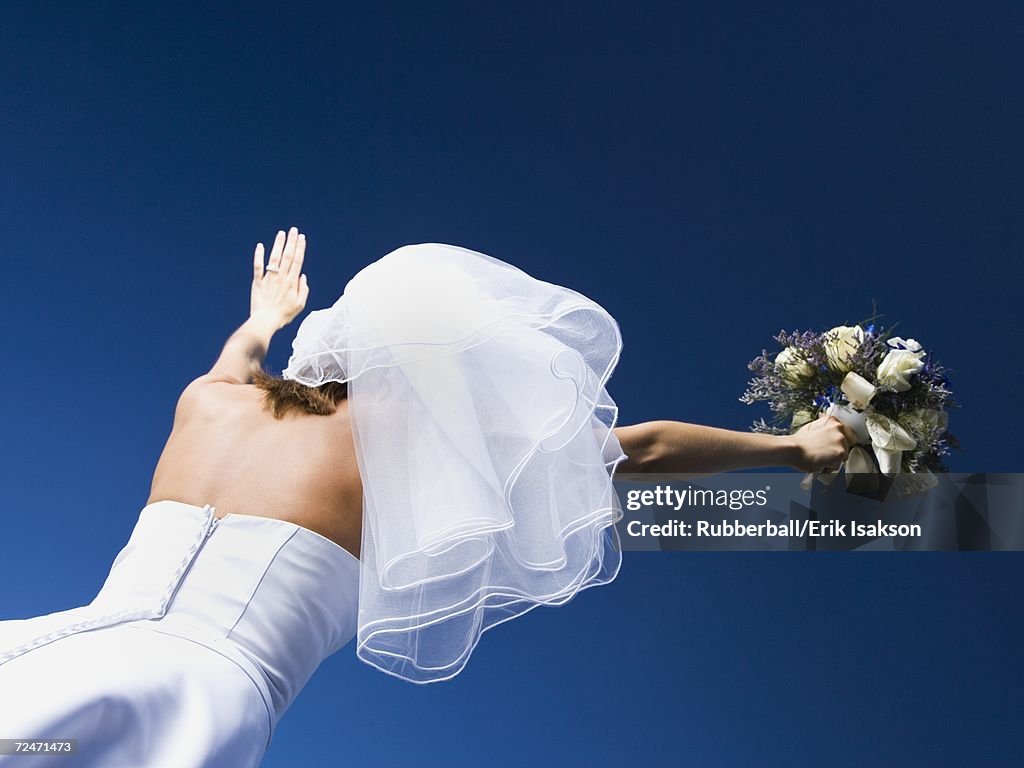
877, 349, 925, 392
775, 346, 815, 385
823, 325, 864, 372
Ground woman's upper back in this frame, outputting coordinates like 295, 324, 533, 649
147, 379, 364, 559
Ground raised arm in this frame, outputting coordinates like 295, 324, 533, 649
614, 414, 857, 475
203, 227, 310, 385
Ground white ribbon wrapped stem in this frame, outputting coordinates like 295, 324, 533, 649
800, 372, 879, 491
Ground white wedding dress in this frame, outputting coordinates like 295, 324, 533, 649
0, 242, 628, 765
0, 500, 360, 767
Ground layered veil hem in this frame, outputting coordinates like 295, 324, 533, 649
282, 243, 628, 683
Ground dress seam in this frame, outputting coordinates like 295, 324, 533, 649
124, 624, 277, 749
225, 528, 299, 638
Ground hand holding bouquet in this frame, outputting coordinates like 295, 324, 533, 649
741, 319, 959, 494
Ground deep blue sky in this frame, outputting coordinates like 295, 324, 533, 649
2, 3, 1022, 765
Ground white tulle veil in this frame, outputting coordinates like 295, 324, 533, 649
281, 243, 627, 683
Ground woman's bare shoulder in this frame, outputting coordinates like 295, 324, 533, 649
175, 376, 258, 416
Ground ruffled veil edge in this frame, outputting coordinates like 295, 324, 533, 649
282, 243, 628, 683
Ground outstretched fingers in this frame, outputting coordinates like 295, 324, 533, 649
288, 231, 306, 283
253, 242, 265, 280
278, 227, 298, 274
267, 229, 287, 273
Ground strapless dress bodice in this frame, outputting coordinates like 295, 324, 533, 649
0, 500, 361, 747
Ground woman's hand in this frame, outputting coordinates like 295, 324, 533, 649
788, 413, 858, 473
250, 226, 309, 330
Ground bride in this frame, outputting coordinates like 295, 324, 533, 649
0, 227, 854, 767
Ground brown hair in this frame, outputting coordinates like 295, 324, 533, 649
251, 367, 348, 419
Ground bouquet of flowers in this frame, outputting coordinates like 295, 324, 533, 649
741, 318, 959, 493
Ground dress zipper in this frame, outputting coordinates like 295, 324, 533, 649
156, 504, 220, 617
0, 503, 225, 667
